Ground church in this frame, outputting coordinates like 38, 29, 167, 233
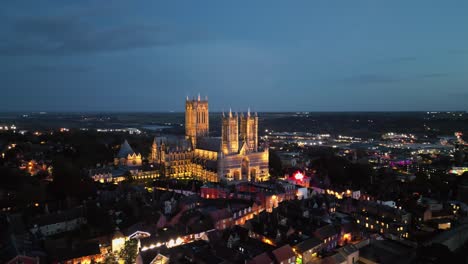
118, 96, 269, 183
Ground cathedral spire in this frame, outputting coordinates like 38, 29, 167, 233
248, 107, 251, 117
229, 108, 232, 118
198, 93, 201, 101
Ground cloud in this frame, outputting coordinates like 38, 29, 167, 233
0, 15, 176, 56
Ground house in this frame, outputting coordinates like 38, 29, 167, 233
294, 237, 323, 264
314, 224, 340, 252
358, 239, 415, 264
337, 244, 359, 264
200, 183, 229, 199
353, 201, 411, 238
52, 242, 102, 264
136, 252, 170, 264
247, 252, 274, 264
320, 253, 346, 264
29, 207, 86, 237
272, 244, 296, 264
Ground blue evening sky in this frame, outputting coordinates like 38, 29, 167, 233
1, 0, 467, 112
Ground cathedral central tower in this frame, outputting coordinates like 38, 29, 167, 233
185, 95, 209, 147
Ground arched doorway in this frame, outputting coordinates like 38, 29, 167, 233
241, 157, 250, 181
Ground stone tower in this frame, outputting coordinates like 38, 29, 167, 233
240, 109, 258, 152
221, 109, 239, 155
185, 95, 209, 147
150, 137, 158, 163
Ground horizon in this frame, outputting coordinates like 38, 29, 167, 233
0, 109, 467, 115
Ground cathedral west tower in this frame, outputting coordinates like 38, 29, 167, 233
185, 95, 209, 148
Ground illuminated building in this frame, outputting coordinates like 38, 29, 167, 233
449, 167, 468, 176
144, 96, 269, 182
353, 201, 411, 238
111, 229, 125, 253
294, 237, 322, 264
114, 140, 142, 167
271, 245, 296, 264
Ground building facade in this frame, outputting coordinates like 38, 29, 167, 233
124, 96, 269, 183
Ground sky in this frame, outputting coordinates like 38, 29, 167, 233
1, 0, 467, 112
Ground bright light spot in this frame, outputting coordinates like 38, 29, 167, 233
294, 172, 304, 181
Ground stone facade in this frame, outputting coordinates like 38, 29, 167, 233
147, 96, 269, 182
116, 96, 269, 182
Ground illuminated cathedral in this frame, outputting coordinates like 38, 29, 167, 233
145, 95, 269, 182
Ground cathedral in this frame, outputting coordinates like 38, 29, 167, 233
119, 96, 269, 183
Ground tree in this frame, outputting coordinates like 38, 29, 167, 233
269, 149, 282, 177
120, 238, 138, 264
102, 252, 118, 264
49, 155, 96, 200
123, 171, 134, 183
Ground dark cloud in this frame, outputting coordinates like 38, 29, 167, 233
0, 15, 174, 56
